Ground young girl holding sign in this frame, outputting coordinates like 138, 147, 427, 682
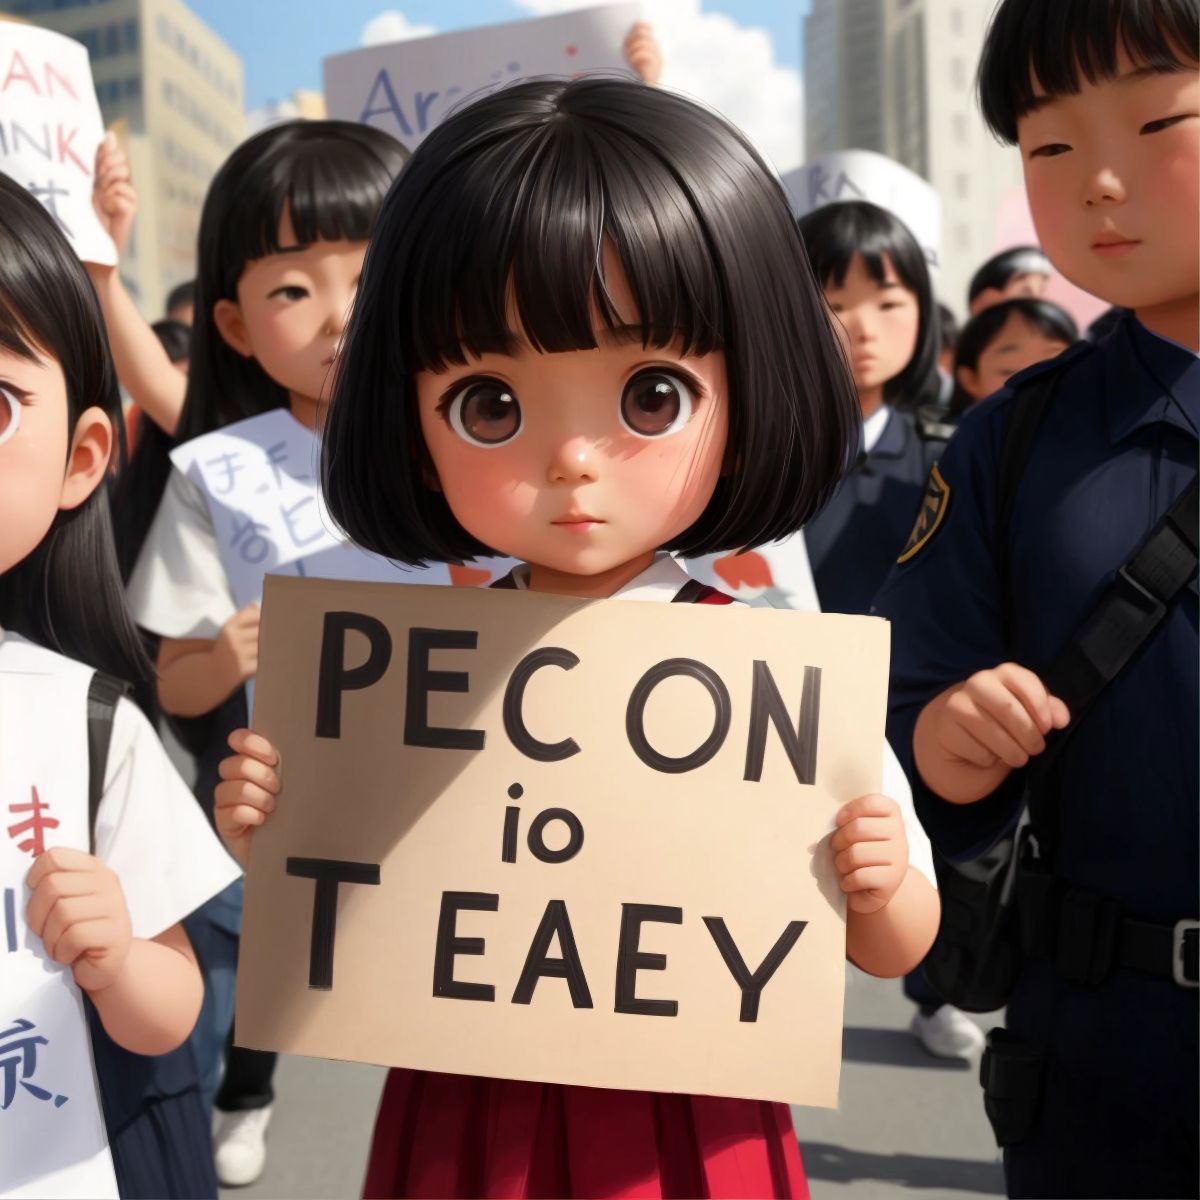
217, 79, 940, 1198
88, 119, 410, 1187
0, 175, 238, 1197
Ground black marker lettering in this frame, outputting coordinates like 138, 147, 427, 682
315, 612, 392, 738
615, 903, 682, 1017
503, 647, 581, 761
511, 899, 593, 1008
626, 659, 731, 774
743, 662, 821, 784
432, 891, 498, 1001
287, 857, 381, 989
703, 917, 808, 1022
405, 628, 485, 750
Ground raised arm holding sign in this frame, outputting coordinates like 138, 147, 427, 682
217, 76, 938, 1200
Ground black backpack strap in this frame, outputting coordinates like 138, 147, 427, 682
995, 372, 1061, 544
1041, 473, 1198, 722
86, 672, 130, 854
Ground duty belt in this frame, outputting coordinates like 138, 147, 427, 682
1015, 862, 1199, 989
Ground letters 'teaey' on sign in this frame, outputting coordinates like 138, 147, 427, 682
236, 575, 890, 1108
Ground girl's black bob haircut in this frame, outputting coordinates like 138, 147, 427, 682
951, 298, 1078, 416
113, 119, 408, 579
0, 174, 149, 683
323, 77, 858, 566
795, 200, 940, 410
978, 0, 1200, 144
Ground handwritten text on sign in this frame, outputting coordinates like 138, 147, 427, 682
0, 23, 116, 264
323, 4, 638, 151
237, 576, 890, 1107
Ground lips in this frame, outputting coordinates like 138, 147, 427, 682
553, 514, 603, 525
1091, 232, 1141, 251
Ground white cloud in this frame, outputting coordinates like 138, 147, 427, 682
514, 0, 803, 173
360, 10, 438, 47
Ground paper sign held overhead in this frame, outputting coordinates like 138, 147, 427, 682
323, 4, 639, 151
0, 22, 116, 265
237, 575, 892, 1108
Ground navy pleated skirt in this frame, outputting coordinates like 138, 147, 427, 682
86, 1002, 218, 1199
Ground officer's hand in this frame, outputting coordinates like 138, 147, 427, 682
25, 847, 133, 994
831, 794, 908, 914
215, 728, 281, 868
913, 663, 1070, 805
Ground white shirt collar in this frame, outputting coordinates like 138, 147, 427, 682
506, 551, 692, 602
862, 404, 892, 455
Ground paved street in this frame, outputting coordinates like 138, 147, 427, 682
220, 968, 1004, 1200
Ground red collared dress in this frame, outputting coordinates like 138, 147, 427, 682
362, 572, 809, 1200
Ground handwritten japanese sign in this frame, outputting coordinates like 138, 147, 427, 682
0, 23, 116, 265
170, 409, 515, 612
237, 575, 891, 1107
0, 635, 118, 1198
323, 4, 639, 151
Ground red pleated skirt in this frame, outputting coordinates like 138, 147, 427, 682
362, 1068, 809, 1199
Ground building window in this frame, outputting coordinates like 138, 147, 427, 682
104, 23, 119, 57
955, 223, 971, 252
951, 57, 966, 89
950, 8, 963, 35
953, 113, 969, 143
123, 19, 139, 54
123, 77, 140, 98
955, 172, 970, 200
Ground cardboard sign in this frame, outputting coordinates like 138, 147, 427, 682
237, 575, 891, 1107
783, 149, 942, 276
323, 4, 639, 150
170, 409, 515, 610
0, 23, 115, 265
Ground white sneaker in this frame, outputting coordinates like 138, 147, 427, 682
911, 1005, 986, 1059
213, 1104, 272, 1187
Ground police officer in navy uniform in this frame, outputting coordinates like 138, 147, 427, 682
875, 314, 1198, 1197
874, 5, 1199, 1192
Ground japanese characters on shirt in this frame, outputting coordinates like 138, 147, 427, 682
0, 636, 117, 1200
169, 409, 515, 612
0, 23, 116, 266
323, 4, 638, 151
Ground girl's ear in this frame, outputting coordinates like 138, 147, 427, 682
58, 406, 113, 511
955, 363, 981, 400
213, 298, 254, 358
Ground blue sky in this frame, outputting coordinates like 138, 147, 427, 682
186, 1, 808, 111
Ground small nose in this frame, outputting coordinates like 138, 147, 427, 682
1082, 163, 1127, 208
546, 435, 600, 484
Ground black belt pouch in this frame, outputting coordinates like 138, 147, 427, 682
980, 1027, 1046, 1146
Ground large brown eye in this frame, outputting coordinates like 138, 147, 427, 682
619, 371, 694, 438
447, 379, 522, 447
0, 387, 20, 447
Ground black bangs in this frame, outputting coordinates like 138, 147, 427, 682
216, 121, 407, 298
979, 0, 1200, 143
397, 102, 726, 373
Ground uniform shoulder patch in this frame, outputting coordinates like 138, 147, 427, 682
897, 463, 951, 563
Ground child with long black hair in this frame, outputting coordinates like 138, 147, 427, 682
0, 174, 237, 1198
215, 76, 940, 1200
89, 119, 409, 1188
794, 200, 979, 1061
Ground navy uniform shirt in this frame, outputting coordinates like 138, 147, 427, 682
873, 314, 1198, 922
806, 408, 940, 615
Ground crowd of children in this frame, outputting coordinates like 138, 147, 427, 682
0, 1, 1195, 1198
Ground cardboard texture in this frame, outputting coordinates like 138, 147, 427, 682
237, 575, 890, 1107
